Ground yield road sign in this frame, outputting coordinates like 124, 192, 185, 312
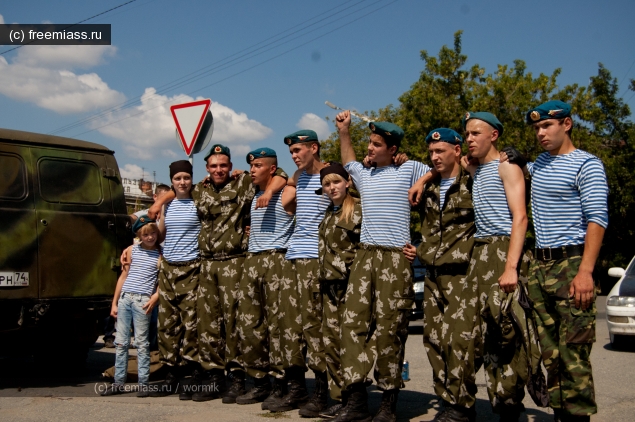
170, 99, 214, 156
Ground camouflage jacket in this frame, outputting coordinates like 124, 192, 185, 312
191, 168, 287, 260
318, 200, 362, 282
417, 166, 475, 268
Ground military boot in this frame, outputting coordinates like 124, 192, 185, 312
372, 389, 399, 422
192, 369, 225, 402
149, 369, 180, 397
319, 402, 344, 419
222, 371, 247, 404
268, 367, 309, 412
236, 376, 272, 404
179, 368, 202, 400
432, 403, 476, 422
333, 383, 371, 422
262, 377, 287, 410
555, 412, 590, 422
299, 371, 329, 417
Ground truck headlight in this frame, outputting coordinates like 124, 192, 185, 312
607, 296, 635, 307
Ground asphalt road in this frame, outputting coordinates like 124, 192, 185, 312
0, 296, 633, 421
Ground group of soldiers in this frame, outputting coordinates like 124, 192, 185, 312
142, 99, 606, 422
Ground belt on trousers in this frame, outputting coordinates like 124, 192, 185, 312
359, 243, 402, 253
534, 244, 584, 262
253, 248, 287, 255
164, 257, 201, 266
429, 262, 469, 278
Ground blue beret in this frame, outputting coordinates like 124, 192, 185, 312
204, 144, 231, 161
247, 147, 277, 164
526, 100, 572, 124
461, 111, 504, 137
425, 128, 463, 145
132, 214, 156, 234
369, 121, 404, 144
284, 130, 318, 146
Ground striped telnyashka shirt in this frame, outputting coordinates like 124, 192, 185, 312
249, 189, 295, 253
162, 198, 201, 262
285, 171, 331, 260
122, 244, 161, 296
472, 159, 513, 239
527, 149, 609, 248
345, 160, 429, 248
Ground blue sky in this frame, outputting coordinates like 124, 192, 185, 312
1, 0, 634, 184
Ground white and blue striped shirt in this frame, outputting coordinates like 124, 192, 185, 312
285, 172, 331, 259
162, 199, 201, 262
527, 149, 609, 248
439, 177, 455, 209
249, 189, 295, 253
473, 159, 513, 238
122, 244, 160, 296
345, 160, 429, 248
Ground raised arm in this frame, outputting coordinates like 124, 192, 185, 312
335, 110, 356, 165
498, 161, 528, 293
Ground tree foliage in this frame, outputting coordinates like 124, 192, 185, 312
319, 31, 635, 289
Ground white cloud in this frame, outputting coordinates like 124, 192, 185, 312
296, 113, 331, 139
93, 87, 272, 160
119, 163, 145, 179
0, 45, 124, 114
0, 14, 4, 24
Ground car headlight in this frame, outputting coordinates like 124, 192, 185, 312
607, 296, 635, 307
413, 281, 424, 294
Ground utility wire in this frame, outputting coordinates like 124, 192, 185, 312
49, 0, 369, 135
0, 0, 138, 56
69, 0, 398, 139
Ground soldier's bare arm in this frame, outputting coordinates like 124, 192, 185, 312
460, 155, 478, 177
336, 111, 355, 165
148, 190, 175, 219
281, 170, 300, 214
570, 222, 605, 310
157, 205, 166, 243
498, 161, 528, 293
256, 174, 287, 209
408, 169, 439, 206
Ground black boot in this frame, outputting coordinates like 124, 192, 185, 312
222, 371, 246, 404
262, 377, 287, 410
333, 383, 371, 422
149, 369, 180, 397
498, 404, 523, 422
192, 369, 224, 402
179, 368, 202, 400
236, 376, 272, 404
299, 371, 329, 417
433, 402, 476, 422
320, 402, 344, 419
555, 412, 590, 422
268, 367, 309, 412
372, 389, 399, 422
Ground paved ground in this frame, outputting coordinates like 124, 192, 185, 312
0, 296, 633, 421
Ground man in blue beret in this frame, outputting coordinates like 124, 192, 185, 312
403, 128, 478, 422
518, 100, 608, 421
333, 111, 432, 422
460, 111, 533, 421
149, 143, 289, 402
269, 129, 332, 415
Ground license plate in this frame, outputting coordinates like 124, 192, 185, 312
0, 272, 29, 286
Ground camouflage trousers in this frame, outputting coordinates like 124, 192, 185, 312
322, 280, 347, 401
279, 258, 325, 373
157, 258, 200, 367
197, 256, 244, 372
423, 271, 478, 408
237, 250, 294, 380
527, 256, 597, 416
468, 236, 530, 412
340, 244, 413, 391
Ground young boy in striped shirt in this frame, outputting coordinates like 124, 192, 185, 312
102, 215, 161, 397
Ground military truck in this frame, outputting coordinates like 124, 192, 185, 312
0, 128, 132, 365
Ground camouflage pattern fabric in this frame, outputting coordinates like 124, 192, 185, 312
237, 250, 294, 380
340, 244, 414, 391
157, 259, 200, 367
278, 259, 304, 370
467, 236, 531, 412
527, 256, 597, 416
197, 257, 243, 371
422, 273, 478, 408
318, 201, 362, 401
297, 258, 326, 373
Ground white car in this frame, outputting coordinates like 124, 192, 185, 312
606, 255, 635, 347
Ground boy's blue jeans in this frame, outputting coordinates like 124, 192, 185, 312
114, 292, 151, 385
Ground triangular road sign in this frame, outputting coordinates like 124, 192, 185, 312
170, 99, 212, 156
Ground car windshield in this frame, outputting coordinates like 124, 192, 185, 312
626, 258, 635, 277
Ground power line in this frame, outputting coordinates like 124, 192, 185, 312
618, 57, 635, 98
49, 0, 370, 136
0, 0, 138, 56
68, 0, 399, 139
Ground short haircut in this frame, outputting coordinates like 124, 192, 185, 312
155, 184, 170, 195
137, 222, 159, 236
558, 117, 573, 136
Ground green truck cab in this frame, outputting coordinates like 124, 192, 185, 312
0, 128, 132, 363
